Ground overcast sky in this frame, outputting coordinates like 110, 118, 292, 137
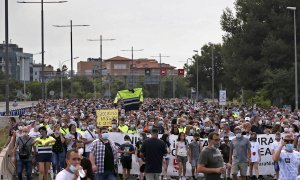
0, 0, 235, 72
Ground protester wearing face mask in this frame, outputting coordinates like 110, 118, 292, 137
178, 119, 187, 133
229, 127, 251, 180
89, 127, 118, 180
60, 119, 70, 136
175, 132, 189, 180
15, 127, 34, 180
56, 149, 83, 180
188, 133, 201, 180
270, 132, 281, 180
198, 132, 230, 180
127, 122, 137, 134
33, 126, 56, 180
82, 121, 96, 158
272, 134, 300, 180
251, 116, 264, 134
157, 119, 165, 134
77, 142, 93, 180
65, 124, 83, 151
118, 118, 129, 133
219, 135, 231, 178
249, 132, 261, 180
119, 135, 135, 180
51, 124, 65, 178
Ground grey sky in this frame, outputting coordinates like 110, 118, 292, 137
0, 0, 235, 72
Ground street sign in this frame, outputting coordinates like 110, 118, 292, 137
219, 90, 226, 106
178, 69, 184, 76
49, 90, 55, 96
160, 68, 167, 76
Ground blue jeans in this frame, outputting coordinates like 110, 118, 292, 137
95, 171, 116, 180
52, 151, 65, 174
17, 160, 32, 180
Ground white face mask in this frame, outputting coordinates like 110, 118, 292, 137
78, 148, 84, 156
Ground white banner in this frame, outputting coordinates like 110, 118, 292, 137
108, 132, 276, 176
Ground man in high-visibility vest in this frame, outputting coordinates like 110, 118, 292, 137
114, 88, 143, 112
118, 118, 129, 133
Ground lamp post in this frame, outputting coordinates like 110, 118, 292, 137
212, 45, 215, 102
121, 47, 144, 89
18, 0, 67, 100
287, 6, 298, 110
59, 57, 79, 99
53, 21, 89, 78
193, 50, 199, 100
151, 53, 170, 98
87, 35, 115, 95
5, 0, 9, 115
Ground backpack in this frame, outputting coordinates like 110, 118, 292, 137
19, 137, 31, 160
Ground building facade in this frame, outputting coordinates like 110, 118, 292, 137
0, 44, 33, 81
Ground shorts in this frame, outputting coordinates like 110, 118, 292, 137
177, 156, 188, 163
191, 158, 199, 167
121, 158, 132, 169
231, 162, 248, 176
274, 161, 280, 172
36, 153, 52, 162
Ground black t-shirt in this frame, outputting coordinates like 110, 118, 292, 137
51, 134, 63, 153
219, 143, 230, 163
136, 140, 143, 159
140, 137, 167, 173
104, 142, 114, 171
80, 157, 93, 180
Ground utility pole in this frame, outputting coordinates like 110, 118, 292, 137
193, 50, 199, 100
151, 53, 170, 98
87, 35, 115, 96
212, 45, 215, 102
5, 0, 9, 115
18, 0, 67, 100
121, 47, 143, 89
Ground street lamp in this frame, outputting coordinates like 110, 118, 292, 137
53, 21, 89, 78
4, 0, 9, 115
87, 35, 116, 95
151, 54, 170, 98
18, 0, 67, 100
287, 6, 298, 110
59, 57, 79, 99
193, 50, 199, 100
121, 47, 144, 89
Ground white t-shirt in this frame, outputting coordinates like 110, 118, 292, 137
278, 150, 300, 180
29, 130, 40, 139
270, 141, 281, 153
250, 141, 260, 162
55, 169, 80, 180
65, 133, 82, 151
176, 141, 188, 157
82, 130, 96, 152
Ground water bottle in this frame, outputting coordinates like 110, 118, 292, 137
78, 169, 86, 178
220, 163, 226, 179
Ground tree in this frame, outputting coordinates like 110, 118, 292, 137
187, 43, 224, 98
220, 0, 300, 106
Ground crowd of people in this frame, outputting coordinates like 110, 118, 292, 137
4, 98, 300, 180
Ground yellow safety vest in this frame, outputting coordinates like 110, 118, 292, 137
118, 125, 129, 133
127, 129, 137, 134
60, 128, 69, 135
178, 127, 187, 133
76, 128, 84, 135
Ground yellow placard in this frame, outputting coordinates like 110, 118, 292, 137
96, 109, 118, 127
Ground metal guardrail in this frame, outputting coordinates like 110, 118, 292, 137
0, 136, 15, 180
